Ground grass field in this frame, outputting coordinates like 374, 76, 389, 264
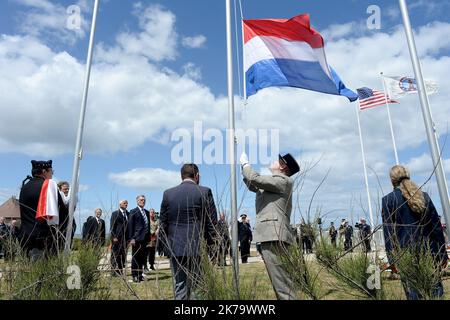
2, 249, 450, 300
79, 260, 450, 300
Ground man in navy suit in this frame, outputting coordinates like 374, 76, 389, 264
110, 199, 129, 276
159, 163, 217, 300
128, 195, 150, 283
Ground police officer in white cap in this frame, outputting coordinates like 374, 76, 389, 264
240, 152, 300, 300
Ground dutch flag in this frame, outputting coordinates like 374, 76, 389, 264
243, 14, 358, 102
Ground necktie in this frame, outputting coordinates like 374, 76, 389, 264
122, 210, 127, 221
141, 209, 149, 229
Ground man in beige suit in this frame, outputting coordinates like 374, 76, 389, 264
240, 152, 300, 300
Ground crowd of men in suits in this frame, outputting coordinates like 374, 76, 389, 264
15, 155, 303, 300
14, 157, 450, 300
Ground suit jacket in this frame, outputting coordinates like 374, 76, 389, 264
159, 180, 217, 257
381, 188, 448, 265
128, 207, 150, 243
110, 209, 129, 241
58, 200, 76, 239
82, 216, 106, 245
242, 165, 295, 244
238, 221, 253, 243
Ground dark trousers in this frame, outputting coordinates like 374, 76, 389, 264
363, 239, 371, 252
148, 246, 156, 268
301, 237, 313, 253
170, 256, 201, 300
331, 237, 337, 247
402, 278, 444, 300
21, 228, 57, 261
344, 238, 353, 251
131, 241, 148, 278
240, 240, 250, 263
218, 240, 230, 266
111, 239, 127, 275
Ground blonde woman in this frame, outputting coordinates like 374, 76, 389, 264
381, 165, 448, 299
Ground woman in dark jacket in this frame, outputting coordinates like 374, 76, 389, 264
381, 165, 448, 300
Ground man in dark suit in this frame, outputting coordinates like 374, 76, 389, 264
356, 218, 371, 252
82, 208, 106, 247
128, 195, 150, 283
238, 214, 252, 263
344, 221, 353, 251
57, 181, 76, 250
159, 163, 217, 300
110, 199, 129, 276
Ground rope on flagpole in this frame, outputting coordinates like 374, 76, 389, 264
233, 0, 242, 101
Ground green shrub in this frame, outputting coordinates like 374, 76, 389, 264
3, 242, 110, 300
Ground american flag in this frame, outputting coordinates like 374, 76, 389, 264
357, 87, 398, 110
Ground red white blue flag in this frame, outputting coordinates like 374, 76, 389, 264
357, 87, 398, 110
243, 14, 358, 102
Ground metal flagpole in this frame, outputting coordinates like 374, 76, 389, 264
399, 0, 450, 240
65, 0, 100, 253
225, 0, 240, 295
355, 102, 375, 237
380, 72, 399, 165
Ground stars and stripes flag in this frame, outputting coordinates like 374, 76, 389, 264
356, 87, 398, 110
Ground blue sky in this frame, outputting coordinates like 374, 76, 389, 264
1, 0, 450, 235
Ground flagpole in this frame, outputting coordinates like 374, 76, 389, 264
226, 0, 240, 295
355, 102, 375, 239
399, 0, 450, 240
65, 0, 100, 253
380, 72, 399, 165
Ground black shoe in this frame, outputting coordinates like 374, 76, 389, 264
150, 265, 155, 270
139, 276, 145, 282
132, 277, 140, 283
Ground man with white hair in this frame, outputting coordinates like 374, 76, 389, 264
110, 200, 129, 276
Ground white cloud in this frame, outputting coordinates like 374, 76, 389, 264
0, 4, 228, 156
406, 153, 450, 176
13, 0, 89, 45
78, 184, 90, 192
182, 62, 202, 81
109, 168, 180, 191
116, 3, 178, 61
182, 35, 207, 49
238, 21, 450, 219
2, 3, 450, 222
320, 22, 362, 42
